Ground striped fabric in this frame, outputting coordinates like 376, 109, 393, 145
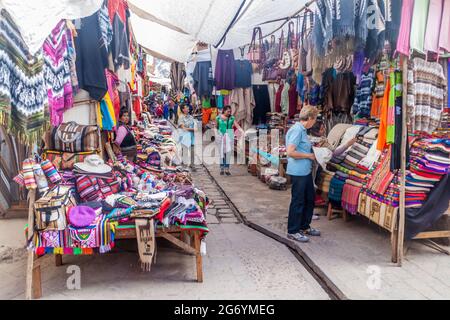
0, 9, 48, 144
98, 0, 113, 52
43, 20, 73, 126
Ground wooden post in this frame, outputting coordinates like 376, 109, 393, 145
25, 189, 39, 299
194, 231, 203, 283
55, 255, 63, 267
397, 56, 409, 266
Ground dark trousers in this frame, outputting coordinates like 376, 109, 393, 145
288, 174, 315, 234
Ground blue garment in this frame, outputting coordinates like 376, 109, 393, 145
286, 122, 312, 176
163, 103, 169, 119
100, 100, 115, 130
296, 73, 305, 102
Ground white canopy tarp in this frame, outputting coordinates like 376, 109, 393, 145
0, 0, 103, 55
129, 0, 310, 62
1, 0, 311, 62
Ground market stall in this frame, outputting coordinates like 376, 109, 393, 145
0, 1, 210, 299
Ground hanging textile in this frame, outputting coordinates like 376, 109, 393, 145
110, 2, 130, 70
252, 85, 271, 125
105, 69, 120, 120
275, 82, 284, 113
234, 60, 252, 88
230, 88, 255, 132
43, 20, 74, 127
288, 79, 298, 119
384, 0, 402, 52
352, 68, 375, 119
215, 49, 236, 91
75, 11, 109, 101
170, 62, 186, 92
193, 61, 213, 98
0, 9, 48, 144
98, 0, 113, 53
409, 0, 430, 54
438, 0, 450, 53
407, 57, 446, 133
396, 0, 414, 56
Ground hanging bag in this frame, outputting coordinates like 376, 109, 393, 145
288, 21, 299, 71
34, 185, 76, 231
299, 10, 314, 73
248, 27, 264, 71
279, 29, 291, 71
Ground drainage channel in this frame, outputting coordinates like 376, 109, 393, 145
201, 164, 347, 301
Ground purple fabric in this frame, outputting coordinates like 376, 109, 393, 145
352, 50, 365, 84
214, 50, 236, 90
69, 206, 96, 227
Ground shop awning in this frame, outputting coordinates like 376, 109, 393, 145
1, 0, 311, 62
128, 0, 311, 62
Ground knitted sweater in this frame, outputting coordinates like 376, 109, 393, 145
407, 57, 446, 133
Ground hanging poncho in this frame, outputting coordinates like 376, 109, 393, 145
43, 20, 74, 126
0, 9, 48, 144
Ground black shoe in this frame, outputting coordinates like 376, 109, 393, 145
220, 170, 224, 175
225, 171, 231, 176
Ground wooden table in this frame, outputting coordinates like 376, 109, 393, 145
26, 218, 204, 300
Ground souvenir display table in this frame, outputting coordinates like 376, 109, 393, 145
20, 120, 209, 299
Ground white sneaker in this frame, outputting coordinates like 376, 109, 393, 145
287, 232, 310, 243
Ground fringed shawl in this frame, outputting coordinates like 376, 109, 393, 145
0, 9, 48, 145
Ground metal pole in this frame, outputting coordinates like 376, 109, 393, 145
397, 55, 408, 266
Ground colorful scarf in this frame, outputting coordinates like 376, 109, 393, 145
0, 9, 48, 145
43, 20, 73, 126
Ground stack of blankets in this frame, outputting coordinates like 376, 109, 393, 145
326, 126, 381, 214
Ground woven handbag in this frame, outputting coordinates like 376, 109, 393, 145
34, 185, 76, 231
50, 121, 100, 153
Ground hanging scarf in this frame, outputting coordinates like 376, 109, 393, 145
332, 0, 356, 39
365, 0, 386, 62
0, 9, 48, 145
384, 0, 402, 51
354, 0, 369, 50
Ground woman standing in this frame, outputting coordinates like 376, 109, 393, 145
178, 104, 196, 170
216, 106, 241, 176
286, 105, 320, 243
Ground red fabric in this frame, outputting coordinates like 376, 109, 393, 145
157, 198, 172, 221
133, 97, 142, 119
275, 83, 283, 113
108, 0, 127, 23
288, 83, 298, 118
410, 167, 442, 180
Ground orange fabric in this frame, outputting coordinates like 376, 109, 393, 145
377, 77, 390, 151
202, 107, 212, 125
371, 72, 384, 117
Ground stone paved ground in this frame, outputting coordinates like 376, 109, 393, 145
0, 166, 328, 300
205, 164, 450, 300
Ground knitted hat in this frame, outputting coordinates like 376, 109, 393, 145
68, 206, 96, 228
